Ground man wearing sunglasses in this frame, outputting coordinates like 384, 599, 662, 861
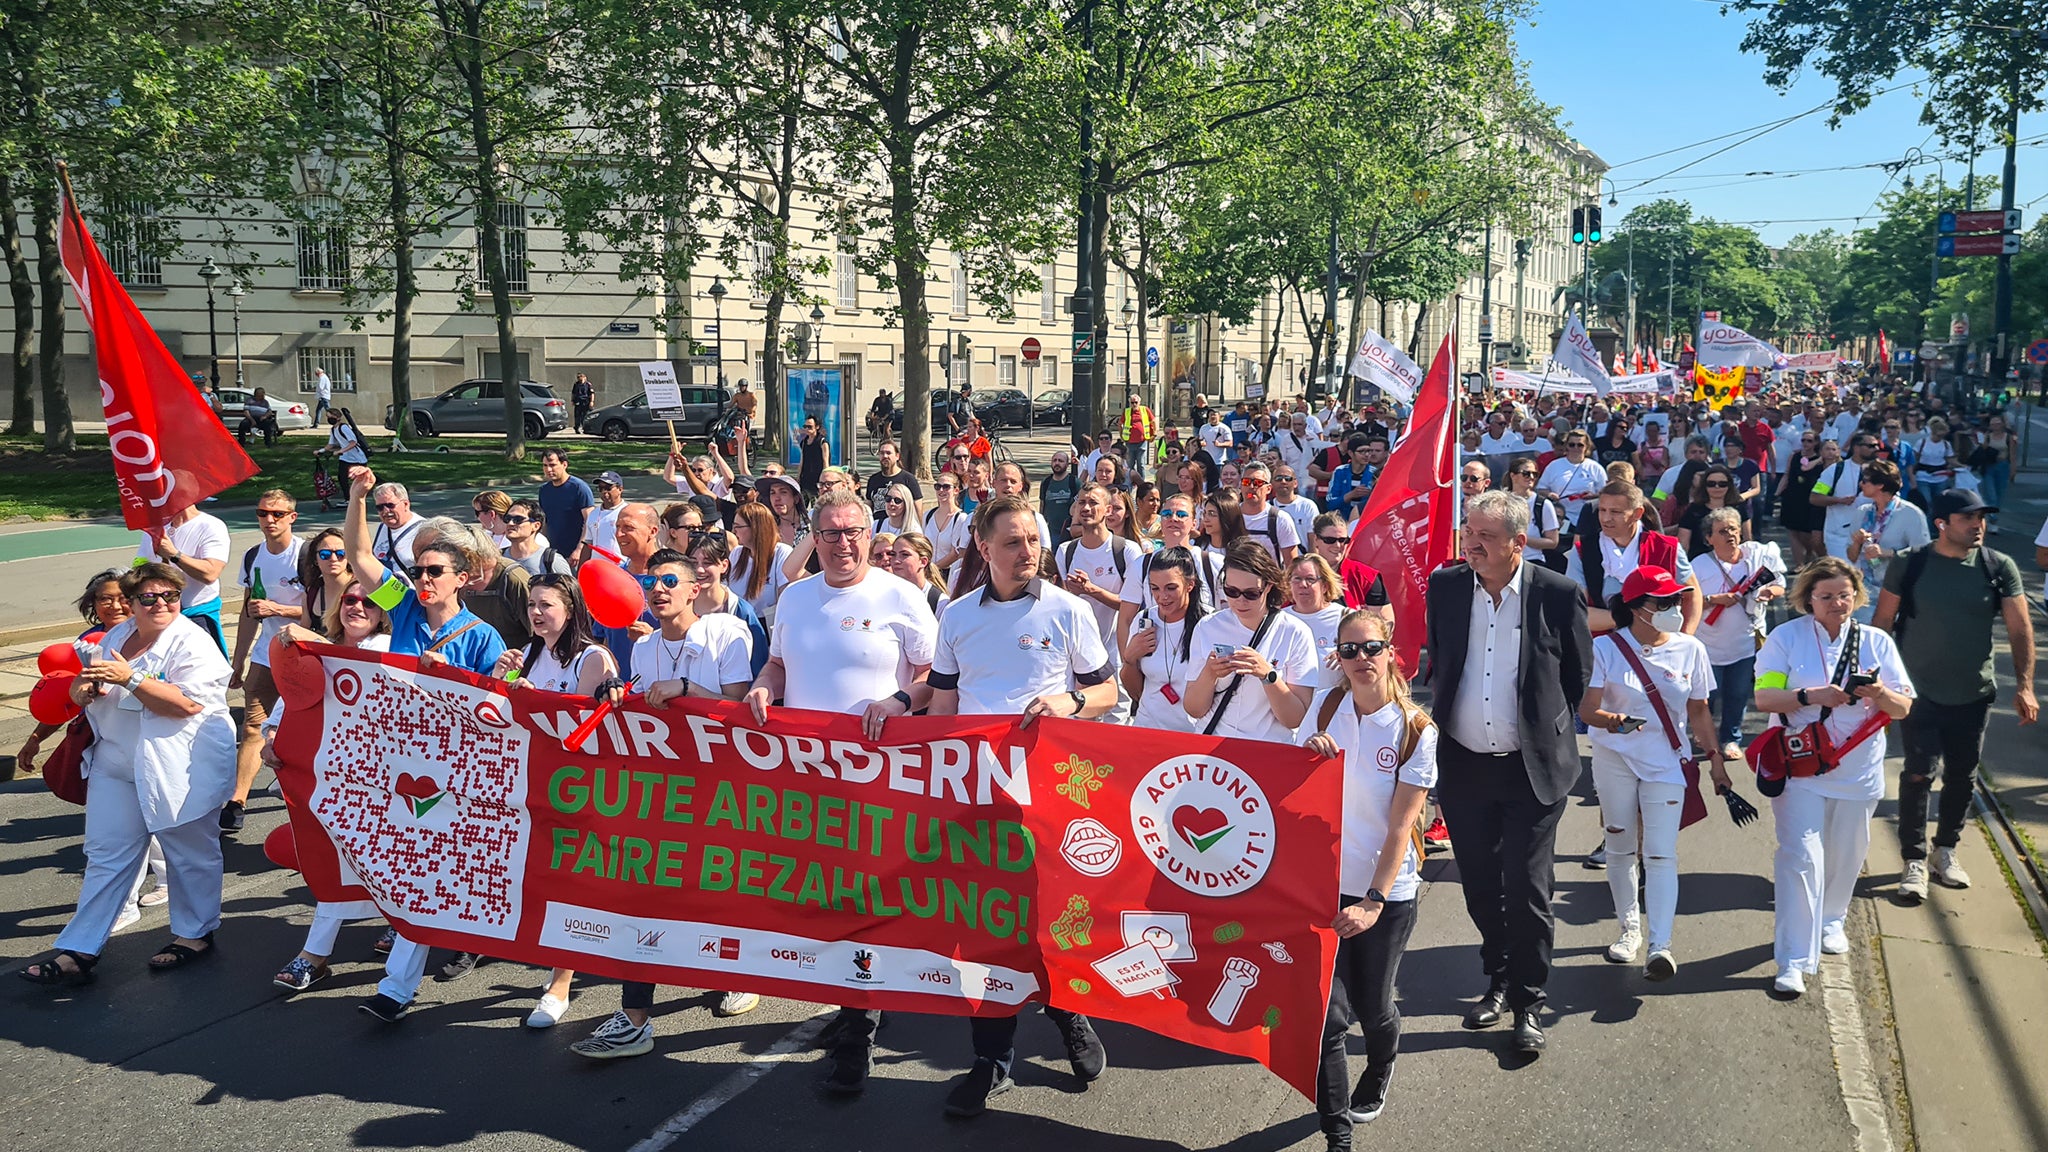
368, 481, 424, 577
135, 501, 232, 656
224, 489, 308, 833
592, 504, 664, 673
927, 493, 1112, 1116
743, 489, 938, 1095
863, 439, 923, 519
576, 470, 628, 566
1237, 462, 1302, 564
502, 497, 571, 576
1270, 466, 1321, 547
1117, 493, 1219, 650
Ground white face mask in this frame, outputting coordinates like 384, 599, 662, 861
1649, 605, 1685, 633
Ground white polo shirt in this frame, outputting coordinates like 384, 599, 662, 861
1238, 507, 1301, 563
242, 537, 308, 668
1755, 618, 1913, 799
769, 568, 939, 713
931, 579, 1110, 716
1273, 494, 1322, 546
136, 511, 232, 609
1313, 696, 1439, 900
1187, 608, 1317, 743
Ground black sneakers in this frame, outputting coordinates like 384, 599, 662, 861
358, 993, 408, 1022
942, 1059, 1014, 1117
1059, 1015, 1107, 1083
219, 800, 245, 833
824, 1047, 870, 1096
438, 952, 485, 980
1348, 1063, 1393, 1123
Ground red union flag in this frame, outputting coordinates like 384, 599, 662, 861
57, 176, 257, 529
1344, 329, 1457, 675
267, 642, 1343, 1097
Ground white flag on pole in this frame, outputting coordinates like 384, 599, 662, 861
1553, 314, 1612, 398
1697, 318, 1788, 370
1347, 328, 1424, 404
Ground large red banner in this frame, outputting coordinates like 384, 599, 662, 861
269, 642, 1342, 1096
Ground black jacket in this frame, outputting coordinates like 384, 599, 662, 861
1423, 560, 1592, 806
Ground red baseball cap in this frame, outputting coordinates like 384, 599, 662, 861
1621, 565, 1685, 601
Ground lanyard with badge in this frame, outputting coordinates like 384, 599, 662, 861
1144, 610, 1186, 707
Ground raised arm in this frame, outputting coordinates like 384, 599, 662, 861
343, 468, 389, 589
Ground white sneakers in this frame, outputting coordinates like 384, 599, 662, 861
1931, 847, 1972, 889
1774, 968, 1806, 996
1899, 860, 1929, 903
715, 991, 761, 1017
526, 992, 569, 1028
1820, 921, 1850, 956
1605, 923, 1642, 965
112, 904, 142, 934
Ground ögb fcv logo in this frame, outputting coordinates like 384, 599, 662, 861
1128, 755, 1274, 896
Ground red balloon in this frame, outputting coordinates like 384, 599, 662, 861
37, 642, 83, 677
263, 822, 299, 871
28, 673, 80, 726
79, 630, 106, 647
578, 557, 647, 629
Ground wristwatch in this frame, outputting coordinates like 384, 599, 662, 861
1261, 668, 1280, 684
126, 670, 145, 690
889, 689, 913, 709
1069, 689, 1087, 715
1365, 889, 1387, 905
1797, 687, 1810, 706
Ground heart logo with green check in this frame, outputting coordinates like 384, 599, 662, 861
1171, 805, 1233, 853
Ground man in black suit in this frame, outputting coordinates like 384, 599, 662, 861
1423, 488, 1592, 1054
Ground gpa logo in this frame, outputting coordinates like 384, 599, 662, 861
840, 616, 857, 631
849, 949, 878, 983
1129, 754, 1276, 896
698, 935, 741, 962
561, 917, 611, 944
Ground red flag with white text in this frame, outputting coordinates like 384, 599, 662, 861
1877, 330, 1890, 373
1344, 329, 1457, 675
57, 177, 258, 530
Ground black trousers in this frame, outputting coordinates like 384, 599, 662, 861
1436, 738, 1566, 1010
1316, 896, 1419, 1138
1898, 697, 1992, 861
968, 1005, 1088, 1078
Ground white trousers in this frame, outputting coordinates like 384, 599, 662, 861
1771, 780, 1877, 974
303, 901, 381, 958
1590, 750, 1685, 951
125, 839, 169, 906
55, 774, 224, 954
379, 935, 433, 1004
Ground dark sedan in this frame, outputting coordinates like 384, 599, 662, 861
973, 388, 1031, 428
1032, 387, 1073, 426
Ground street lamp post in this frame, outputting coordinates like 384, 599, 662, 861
809, 303, 825, 363
708, 276, 728, 392
197, 257, 223, 390
227, 280, 246, 388
1121, 299, 1135, 403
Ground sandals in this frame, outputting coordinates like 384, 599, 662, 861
18, 950, 98, 986
148, 933, 217, 972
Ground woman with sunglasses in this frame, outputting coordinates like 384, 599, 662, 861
1675, 463, 1751, 559
1752, 558, 1914, 997
885, 531, 948, 616
267, 579, 393, 992
1776, 432, 1829, 569
1117, 493, 1219, 650
472, 490, 513, 549
1577, 566, 1725, 981
1694, 505, 1783, 759
20, 563, 236, 987
730, 502, 791, 626
1184, 540, 1316, 741
1537, 430, 1605, 530
1503, 457, 1562, 555
923, 472, 972, 573
1199, 490, 1250, 560
876, 483, 921, 536
1302, 610, 1435, 1139
1286, 554, 1347, 691
1120, 547, 1207, 734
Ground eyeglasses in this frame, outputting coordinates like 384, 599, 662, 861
339, 593, 369, 608
1460, 475, 1485, 484
934, 483, 958, 492
1220, 584, 1265, 601
951, 453, 971, 461
1705, 479, 1731, 488
375, 502, 401, 512
315, 548, 346, 560
131, 591, 177, 607
1335, 640, 1390, 659
254, 509, 293, 520
637, 573, 685, 590
1315, 534, 1347, 547
502, 515, 533, 526
886, 496, 905, 504
1512, 471, 1537, 479
1288, 574, 1323, 586
406, 564, 458, 581
816, 526, 868, 544
1159, 508, 1191, 519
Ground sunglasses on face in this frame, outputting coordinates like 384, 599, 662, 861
254, 509, 293, 520
339, 593, 370, 608
1336, 639, 1390, 659
131, 591, 178, 607
1220, 584, 1265, 602
935, 483, 957, 492
1460, 475, 1485, 484
952, 453, 971, 460
375, 502, 401, 512
1159, 509, 1191, 519
1241, 478, 1269, 489
502, 515, 534, 526
315, 548, 346, 560
638, 573, 686, 590
1705, 479, 1731, 488
406, 564, 458, 581
1512, 471, 1537, 479
886, 496, 905, 504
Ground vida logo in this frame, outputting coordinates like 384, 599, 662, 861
393, 772, 444, 819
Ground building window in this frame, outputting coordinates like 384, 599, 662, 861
751, 230, 774, 299
1043, 356, 1058, 391
1115, 270, 1129, 317
477, 200, 529, 293
298, 347, 357, 393
102, 201, 163, 287
951, 263, 969, 316
1040, 264, 1056, 323
296, 196, 349, 290
836, 236, 859, 309
998, 355, 1017, 389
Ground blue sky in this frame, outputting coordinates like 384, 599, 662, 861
1515, 0, 2042, 245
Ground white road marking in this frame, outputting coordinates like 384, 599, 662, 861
1820, 952, 1897, 1152
627, 1010, 837, 1151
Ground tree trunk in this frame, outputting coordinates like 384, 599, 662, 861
30, 172, 71, 451
382, 82, 416, 448
760, 83, 800, 467
2, 173, 34, 434
887, 138, 932, 477
1087, 182, 1112, 436
1406, 301, 1432, 362
448, 0, 524, 459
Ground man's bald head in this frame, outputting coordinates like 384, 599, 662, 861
616, 502, 661, 563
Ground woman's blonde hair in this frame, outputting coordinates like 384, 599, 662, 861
472, 489, 512, 516
1788, 555, 1866, 614
321, 581, 392, 643
1290, 553, 1342, 606
893, 531, 942, 586
1337, 608, 1427, 725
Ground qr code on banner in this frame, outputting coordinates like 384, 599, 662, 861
311, 663, 531, 940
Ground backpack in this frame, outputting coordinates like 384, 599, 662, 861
1312, 694, 1433, 863
1058, 537, 1129, 583
1892, 543, 2005, 641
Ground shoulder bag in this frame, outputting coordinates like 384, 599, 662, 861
1604, 633, 1708, 829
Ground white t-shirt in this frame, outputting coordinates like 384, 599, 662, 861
1238, 507, 1301, 562
1198, 422, 1234, 453
242, 537, 308, 668
1814, 459, 1863, 540
1538, 457, 1606, 521
1126, 609, 1199, 733
1187, 609, 1317, 743
1754, 618, 1914, 798
1692, 542, 1777, 666
1586, 631, 1715, 784
732, 543, 793, 624
582, 503, 623, 558
770, 568, 939, 713
372, 515, 422, 573
1524, 493, 1562, 541
528, 643, 614, 694
1120, 548, 1220, 615
1285, 603, 1345, 690
1312, 696, 1438, 900
137, 512, 232, 609
1916, 437, 1954, 476
1054, 535, 1145, 665
327, 422, 369, 465
314, 370, 333, 400
1273, 494, 1321, 547
932, 581, 1110, 716
684, 611, 755, 691
1478, 432, 1520, 457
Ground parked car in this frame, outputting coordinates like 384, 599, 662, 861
889, 392, 958, 434
387, 379, 569, 439
217, 387, 313, 431
583, 385, 749, 443
973, 388, 1031, 429
1032, 387, 1073, 426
